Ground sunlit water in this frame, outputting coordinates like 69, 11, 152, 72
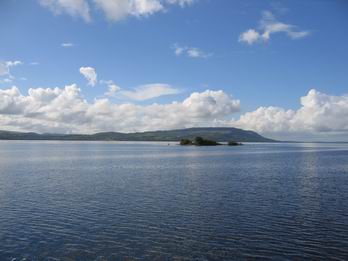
0, 141, 348, 261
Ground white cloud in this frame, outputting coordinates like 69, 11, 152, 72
166, 0, 195, 7
174, 45, 185, 56
239, 29, 261, 45
93, 0, 164, 22
101, 80, 122, 97
105, 84, 122, 97
186, 47, 210, 58
0, 62, 10, 76
0, 85, 240, 133
182, 90, 240, 118
130, 0, 163, 16
101, 81, 179, 100
39, 0, 197, 23
61, 42, 75, 47
79, 67, 97, 86
5, 61, 23, 68
0, 61, 23, 83
0, 61, 23, 77
239, 11, 310, 45
1, 84, 346, 140
229, 89, 348, 140
0, 78, 13, 84
231, 106, 295, 133
120, 83, 180, 101
173, 44, 212, 59
0, 64, 8, 77
39, 0, 91, 22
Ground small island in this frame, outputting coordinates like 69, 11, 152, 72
227, 141, 243, 146
180, 137, 242, 146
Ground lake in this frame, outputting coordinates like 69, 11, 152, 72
0, 141, 348, 260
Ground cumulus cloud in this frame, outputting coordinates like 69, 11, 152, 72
39, 0, 91, 22
173, 44, 212, 59
238, 29, 261, 45
239, 11, 310, 45
94, 0, 163, 21
120, 83, 180, 101
1, 84, 346, 140
230, 89, 348, 139
39, 0, 197, 22
0, 85, 240, 133
79, 67, 97, 86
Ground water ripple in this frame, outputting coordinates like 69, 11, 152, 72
0, 142, 348, 260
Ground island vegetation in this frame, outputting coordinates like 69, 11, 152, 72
180, 137, 222, 146
228, 141, 243, 146
180, 137, 243, 146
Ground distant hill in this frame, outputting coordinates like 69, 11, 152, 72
0, 128, 276, 142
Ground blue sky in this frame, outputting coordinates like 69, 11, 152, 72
0, 0, 348, 140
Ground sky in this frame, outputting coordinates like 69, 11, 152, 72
0, 0, 348, 141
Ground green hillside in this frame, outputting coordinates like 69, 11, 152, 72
0, 128, 275, 142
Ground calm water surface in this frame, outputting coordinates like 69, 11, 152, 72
0, 141, 348, 261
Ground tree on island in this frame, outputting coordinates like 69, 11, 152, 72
180, 139, 193, 145
228, 140, 242, 146
194, 136, 221, 146
180, 137, 243, 146
180, 137, 221, 146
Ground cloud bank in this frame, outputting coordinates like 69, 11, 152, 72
229, 89, 348, 140
0, 84, 347, 141
0, 85, 240, 133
